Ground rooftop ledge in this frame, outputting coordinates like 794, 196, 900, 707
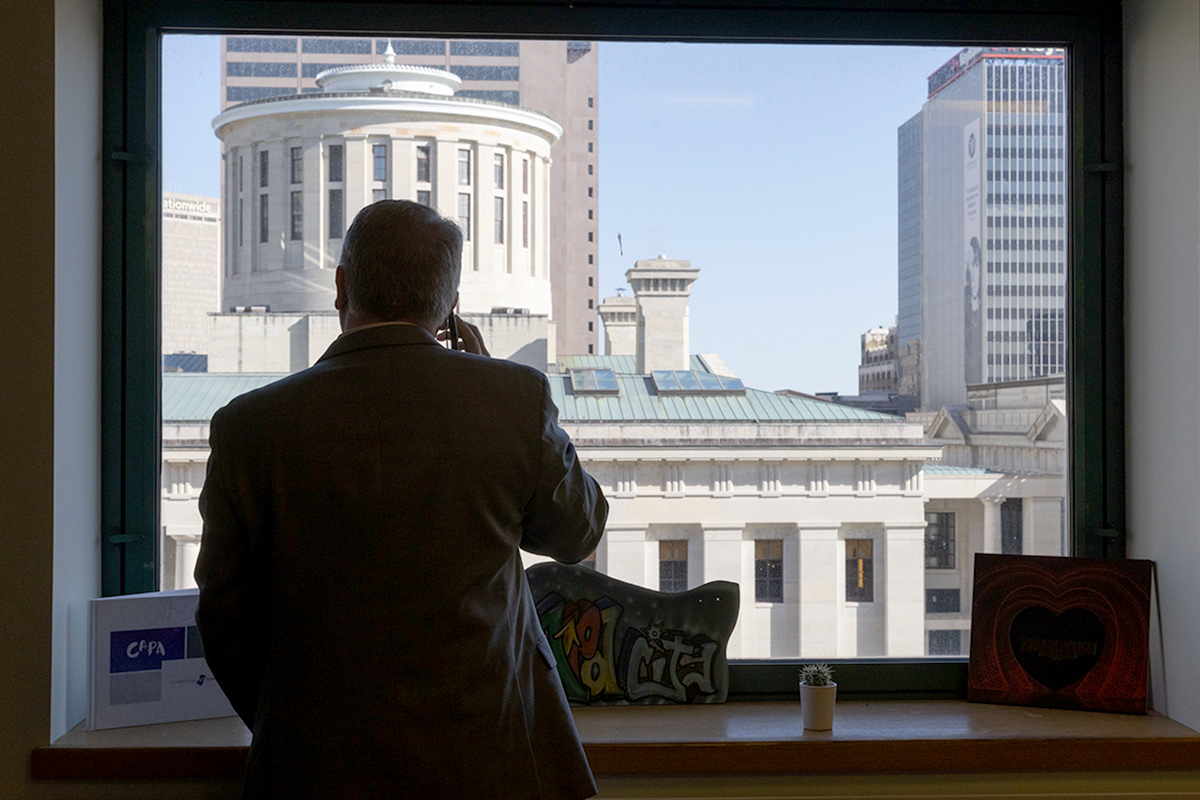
32, 700, 1200, 780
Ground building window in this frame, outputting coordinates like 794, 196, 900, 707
522, 201, 528, 247
328, 188, 343, 239
289, 191, 302, 240
522, 159, 528, 193
289, 146, 302, 184
416, 145, 431, 182
587, 187, 593, 197
1002, 498, 1023, 554
926, 589, 961, 614
755, 540, 783, 603
925, 512, 955, 569
588, 299, 593, 309
258, 193, 268, 243
494, 153, 505, 188
588, 344, 594, 354
328, 144, 343, 183
928, 629, 963, 656
258, 150, 269, 187
588, 209, 593, 220
588, 96, 594, 108
587, 119, 593, 130
417, 189, 431, 207
845, 539, 874, 602
588, 254, 593, 264
373, 143, 387, 182
493, 197, 504, 244
588, 321, 593, 332
458, 193, 471, 240
587, 164, 593, 175
458, 148, 471, 185
659, 540, 688, 593
588, 141, 593, 152
373, 188, 387, 203
587, 232, 593, 242
588, 277, 593, 286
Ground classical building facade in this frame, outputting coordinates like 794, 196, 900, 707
208, 57, 562, 370
164, 250, 1064, 659
220, 35, 601, 356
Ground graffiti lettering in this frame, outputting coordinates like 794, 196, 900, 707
623, 625, 719, 702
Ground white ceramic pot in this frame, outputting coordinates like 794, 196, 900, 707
799, 681, 837, 731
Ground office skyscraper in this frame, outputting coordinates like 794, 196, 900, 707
221, 36, 600, 356
161, 192, 221, 356
906, 48, 1066, 410
896, 111, 922, 407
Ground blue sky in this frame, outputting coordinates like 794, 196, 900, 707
163, 37, 959, 394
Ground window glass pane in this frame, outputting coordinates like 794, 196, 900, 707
673, 370, 701, 391
160, 35, 1070, 666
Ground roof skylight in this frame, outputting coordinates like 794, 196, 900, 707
569, 368, 620, 394
651, 370, 745, 394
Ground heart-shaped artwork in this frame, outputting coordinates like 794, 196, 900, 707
1009, 607, 1105, 691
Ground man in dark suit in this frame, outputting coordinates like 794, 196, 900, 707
195, 200, 608, 799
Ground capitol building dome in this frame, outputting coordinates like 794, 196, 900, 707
212, 47, 562, 318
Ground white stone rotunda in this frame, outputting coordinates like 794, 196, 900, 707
208, 46, 563, 371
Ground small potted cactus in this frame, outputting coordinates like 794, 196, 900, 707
798, 663, 837, 731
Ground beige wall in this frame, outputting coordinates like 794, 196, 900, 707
3, 0, 1200, 797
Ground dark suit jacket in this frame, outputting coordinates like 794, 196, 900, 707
195, 324, 607, 799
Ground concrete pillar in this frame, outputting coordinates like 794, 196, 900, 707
701, 524, 745, 658
797, 526, 839, 658
1028, 496, 1066, 556
982, 497, 1002, 554
603, 524, 648, 587
884, 523, 927, 657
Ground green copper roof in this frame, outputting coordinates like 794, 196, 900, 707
922, 464, 1001, 475
162, 359, 901, 425
548, 374, 898, 423
561, 354, 710, 373
163, 373, 286, 421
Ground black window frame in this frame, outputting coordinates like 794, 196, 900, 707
102, 0, 1123, 703
925, 510, 957, 570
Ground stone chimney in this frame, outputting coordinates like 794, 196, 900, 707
626, 255, 699, 373
597, 290, 638, 356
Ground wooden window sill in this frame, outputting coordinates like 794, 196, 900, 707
32, 700, 1200, 780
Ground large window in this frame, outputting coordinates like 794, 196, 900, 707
114, 1, 1122, 698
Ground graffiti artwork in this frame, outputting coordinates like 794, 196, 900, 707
527, 563, 738, 705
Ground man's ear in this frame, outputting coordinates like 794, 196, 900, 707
334, 265, 347, 311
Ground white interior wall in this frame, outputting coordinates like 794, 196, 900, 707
51, 0, 103, 740
1125, 0, 1200, 731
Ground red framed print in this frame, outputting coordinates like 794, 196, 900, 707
967, 554, 1153, 714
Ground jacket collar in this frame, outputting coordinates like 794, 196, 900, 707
316, 322, 441, 364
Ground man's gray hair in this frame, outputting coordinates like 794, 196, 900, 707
339, 200, 463, 326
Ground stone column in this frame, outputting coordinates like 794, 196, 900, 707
701, 524, 745, 657
603, 524, 648, 587
982, 496, 1003, 553
797, 526, 839, 658
884, 523, 927, 657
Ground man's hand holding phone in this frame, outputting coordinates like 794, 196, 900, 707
437, 313, 490, 357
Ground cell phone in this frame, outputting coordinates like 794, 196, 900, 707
447, 313, 460, 350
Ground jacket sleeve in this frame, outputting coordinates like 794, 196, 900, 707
194, 405, 269, 729
521, 375, 608, 563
